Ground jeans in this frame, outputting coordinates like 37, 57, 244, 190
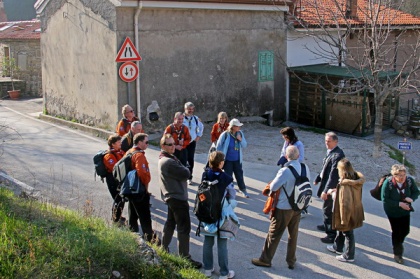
260, 208, 301, 267
388, 215, 410, 256
334, 230, 355, 260
127, 193, 153, 237
323, 196, 336, 239
223, 160, 246, 192
105, 173, 125, 222
203, 236, 229, 276
162, 198, 191, 258
186, 141, 196, 179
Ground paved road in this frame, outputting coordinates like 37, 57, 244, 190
0, 98, 419, 279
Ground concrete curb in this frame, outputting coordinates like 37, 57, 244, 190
0, 171, 40, 198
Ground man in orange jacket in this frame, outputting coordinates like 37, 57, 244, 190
125, 133, 157, 243
164, 112, 191, 166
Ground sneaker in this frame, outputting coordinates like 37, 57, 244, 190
317, 224, 325, 231
187, 257, 202, 269
204, 267, 214, 277
251, 258, 271, 267
394, 255, 404, 264
300, 210, 307, 218
336, 255, 354, 263
239, 190, 250, 198
219, 270, 235, 279
187, 179, 193, 185
327, 245, 343, 255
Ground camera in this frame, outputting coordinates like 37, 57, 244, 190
406, 203, 415, 212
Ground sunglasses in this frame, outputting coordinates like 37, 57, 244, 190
144, 141, 149, 144
127, 110, 134, 113
164, 142, 175, 146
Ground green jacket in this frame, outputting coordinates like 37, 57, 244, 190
381, 176, 419, 218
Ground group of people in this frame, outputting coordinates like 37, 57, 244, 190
100, 102, 418, 278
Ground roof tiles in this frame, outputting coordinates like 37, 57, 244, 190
293, 0, 420, 27
0, 20, 40, 40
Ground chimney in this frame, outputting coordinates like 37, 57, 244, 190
0, 0, 7, 22
346, 0, 358, 19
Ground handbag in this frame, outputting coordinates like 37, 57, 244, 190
120, 169, 146, 197
219, 216, 240, 238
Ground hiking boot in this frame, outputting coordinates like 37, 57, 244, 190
394, 255, 404, 264
187, 257, 202, 269
251, 258, 271, 267
317, 224, 325, 231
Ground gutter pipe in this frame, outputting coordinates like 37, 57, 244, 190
134, 1, 142, 121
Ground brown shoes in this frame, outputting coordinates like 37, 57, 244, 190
251, 258, 271, 267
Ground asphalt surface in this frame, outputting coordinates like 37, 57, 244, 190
0, 97, 419, 279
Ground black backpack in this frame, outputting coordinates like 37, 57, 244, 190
194, 173, 223, 224
283, 163, 312, 211
112, 150, 141, 184
93, 150, 109, 182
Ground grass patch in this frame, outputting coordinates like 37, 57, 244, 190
0, 187, 206, 279
386, 144, 416, 175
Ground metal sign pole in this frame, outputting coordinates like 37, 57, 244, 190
127, 82, 130, 104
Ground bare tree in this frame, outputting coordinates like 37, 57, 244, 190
287, 0, 420, 157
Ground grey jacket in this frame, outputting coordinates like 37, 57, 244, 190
158, 151, 191, 202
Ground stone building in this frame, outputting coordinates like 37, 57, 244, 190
0, 19, 42, 97
35, 0, 292, 131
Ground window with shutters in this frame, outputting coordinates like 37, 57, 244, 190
258, 51, 274, 81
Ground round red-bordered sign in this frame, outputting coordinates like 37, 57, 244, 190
119, 61, 139, 82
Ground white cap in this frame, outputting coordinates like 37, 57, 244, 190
229, 118, 243, 127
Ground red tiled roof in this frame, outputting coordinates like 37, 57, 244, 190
0, 20, 40, 40
292, 0, 420, 27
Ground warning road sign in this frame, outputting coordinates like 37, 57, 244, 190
119, 61, 138, 82
115, 37, 142, 62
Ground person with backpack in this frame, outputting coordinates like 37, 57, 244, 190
325, 158, 365, 263
381, 164, 418, 264
158, 133, 202, 269
216, 118, 249, 198
164, 112, 191, 167
252, 146, 310, 270
277, 127, 307, 217
183, 102, 204, 185
116, 104, 140, 137
199, 151, 237, 279
103, 134, 126, 225
124, 133, 157, 243
121, 120, 144, 152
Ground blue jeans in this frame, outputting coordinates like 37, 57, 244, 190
334, 230, 355, 260
203, 235, 229, 276
223, 160, 246, 192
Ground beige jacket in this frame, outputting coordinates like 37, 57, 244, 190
333, 172, 365, 231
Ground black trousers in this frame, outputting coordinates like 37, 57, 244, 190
323, 195, 336, 239
185, 141, 196, 179
388, 215, 410, 256
127, 193, 153, 238
105, 173, 125, 222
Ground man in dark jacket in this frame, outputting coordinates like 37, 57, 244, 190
314, 132, 345, 243
158, 133, 202, 269
121, 121, 143, 152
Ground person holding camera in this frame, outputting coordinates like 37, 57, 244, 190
381, 164, 418, 264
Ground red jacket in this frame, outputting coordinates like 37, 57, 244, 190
116, 116, 140, 136
211, 122, 229, 143
164, 124, 191, 149
103, 149, 125, 173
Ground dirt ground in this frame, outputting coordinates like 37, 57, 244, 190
194, 121, 415, 183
